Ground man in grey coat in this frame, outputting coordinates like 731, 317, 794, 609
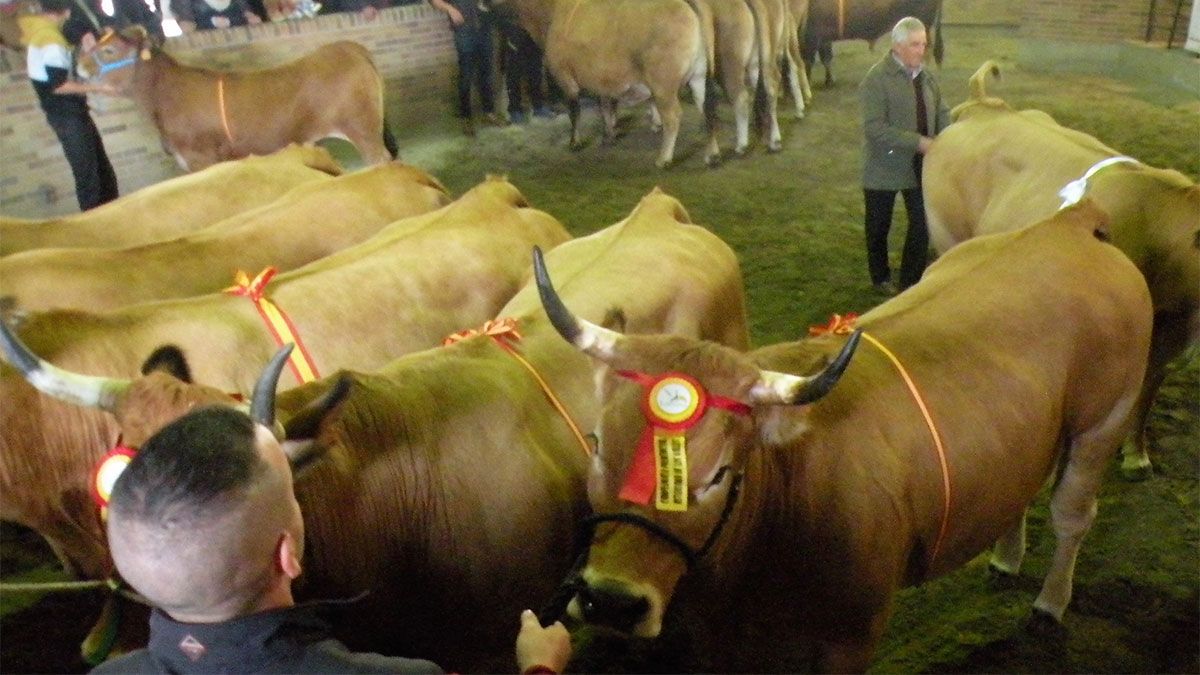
859, 16, 950, 294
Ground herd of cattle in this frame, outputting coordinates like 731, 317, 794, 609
71, 0, 943, 169
1, 54, 1197, 673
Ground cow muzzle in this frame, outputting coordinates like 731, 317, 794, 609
568, 574, 663, 637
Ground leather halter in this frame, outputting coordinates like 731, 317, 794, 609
537, 466, 743, 625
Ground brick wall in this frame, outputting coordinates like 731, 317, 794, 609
0, 4, 456, 218
1020, 0, 1192, 44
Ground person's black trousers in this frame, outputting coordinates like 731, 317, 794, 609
453, 25, 496, 118
47, 109, 118, 211
863, 186, 929, 290
500, 23, 544, 115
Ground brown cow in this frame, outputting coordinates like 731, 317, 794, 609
0, 162, 449, 312
0, 176, 569, 584
0, 144, 342, 256
803, 0, 943, 87
503, 0, 720, 168
534, 202, 1150, 671
75, 29, 396, 171
924, 60, 1200, 480
3, 187, 751, 671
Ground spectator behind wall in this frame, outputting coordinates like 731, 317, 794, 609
318, 0, 390, 20
63, 0, 164, 42
171, 0, 266, 31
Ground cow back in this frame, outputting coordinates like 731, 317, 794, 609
0, 162, 450, 312
0, 145, 342, 256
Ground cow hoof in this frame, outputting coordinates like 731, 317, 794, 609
705, 154, 722, 168
767, 142, 783, 154
570, 140, 586, 152
1024, 609, 1067, 640
733, 146, 748, 158
656, 158, 673, 170
986, 564, 1019, 589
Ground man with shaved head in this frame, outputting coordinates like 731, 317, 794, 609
93, 406, 571, 673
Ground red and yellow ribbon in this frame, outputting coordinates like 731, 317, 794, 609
615, 370, 751, 510
225, 267, 320, 384
810, 312, 952, 562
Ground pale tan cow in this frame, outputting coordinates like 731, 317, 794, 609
0, 163, 449, 312
504, 0, 720, 168
924, 60, 1199, 479
0, 145, 342, 256
76, 29, 395, 171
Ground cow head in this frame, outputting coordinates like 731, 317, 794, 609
0, 319, 349, 574
532, 247, 860, 637
75, 25, 152, 94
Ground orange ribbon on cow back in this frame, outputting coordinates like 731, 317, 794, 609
809, 312, 952, 563
444, 318, 592, 459
443, 317, 523, 346
216, 76, 234, 145
225, 267, 320, 384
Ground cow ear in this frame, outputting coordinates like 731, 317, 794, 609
140, 345, 192, 382
600, 307, 627, 333
281, 374, 352, 475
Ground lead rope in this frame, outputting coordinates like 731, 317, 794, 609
217, 76, 235, 145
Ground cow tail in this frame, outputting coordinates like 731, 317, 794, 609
383, 113, 399, 159
683, 0, 719, 134
932, 1, 945, 66
968, 60, 1001, 101
683, 0, 717, 78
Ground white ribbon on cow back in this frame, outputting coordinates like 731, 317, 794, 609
1057, 156, 1139, 209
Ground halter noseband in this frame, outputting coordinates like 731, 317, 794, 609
537, 465, 744, 625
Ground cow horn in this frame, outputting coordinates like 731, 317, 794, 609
749, 330, 862, 405
250, 344, 293, 427
532, 246, 621, 360
0, 319, 129, 412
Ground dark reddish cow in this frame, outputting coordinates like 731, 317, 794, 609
76, 29, 396, 171
803, 0, 943, 86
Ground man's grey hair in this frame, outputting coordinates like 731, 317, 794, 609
891, 16, 927, 45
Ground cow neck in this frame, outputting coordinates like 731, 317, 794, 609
809, 316, 952, 565
444, 314, 592, 456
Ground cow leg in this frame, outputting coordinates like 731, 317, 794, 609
755, 59, 781, 153
1119, 316, 1188, 480
568, 98, 585, 151
797, 50, 813, 105
599, 98, 619, 144
989, 510, 1027, 575
819, 42, 834, 87
783, 39, 806, 117
652, 92, 683, 169
1034, 409, 1131, 621
687, 72, 721, 167
721, 66, 751, 156
648, 104, 663, 133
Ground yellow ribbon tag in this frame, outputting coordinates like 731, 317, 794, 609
654, 434, 688, 511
